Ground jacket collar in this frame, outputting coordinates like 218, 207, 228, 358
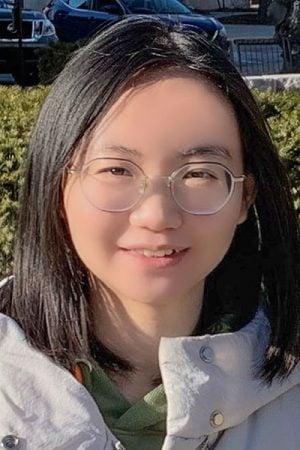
159, 308, 300, 439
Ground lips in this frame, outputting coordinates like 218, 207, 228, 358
122, 244, 188, 253
119, 247, 189, 268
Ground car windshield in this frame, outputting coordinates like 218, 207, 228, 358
0, 0, 12, 7
122, 0, 191, 14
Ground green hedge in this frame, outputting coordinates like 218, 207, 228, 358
254, 90, 300, 214
0, 87, 299, 277
0, 87, 49, 276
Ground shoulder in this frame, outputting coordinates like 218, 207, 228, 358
0, 314, 108, 449
0, 313, 25, 351
160, 309, 300, 449
217, 383, 300, 450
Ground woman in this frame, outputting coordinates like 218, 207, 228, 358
0, 17, 299, 450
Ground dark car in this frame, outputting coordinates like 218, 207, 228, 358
0, 0, 58, 84
45, 0, 228, 51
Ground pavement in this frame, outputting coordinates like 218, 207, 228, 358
224, 24, 275, 40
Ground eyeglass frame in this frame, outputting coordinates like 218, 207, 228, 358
67, 157, 246, 215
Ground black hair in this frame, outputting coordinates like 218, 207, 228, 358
1, 17, 299, 383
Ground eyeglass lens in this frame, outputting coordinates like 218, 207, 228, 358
80, 158, 233, 214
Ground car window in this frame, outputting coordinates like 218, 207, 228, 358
0, 0, 12, 8
92, 0, 123, 14
69, 0, 92, 10
122, 0, 155, 12
123, 0, 191, 14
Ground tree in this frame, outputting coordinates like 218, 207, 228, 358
267, 0, 300, 70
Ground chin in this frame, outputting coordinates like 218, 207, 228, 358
112, 279, 201, 307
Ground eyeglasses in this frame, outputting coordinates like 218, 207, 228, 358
68, 158, 246, 215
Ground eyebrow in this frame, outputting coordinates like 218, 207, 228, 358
104, 144, 232, 161
105, 145, 140, 157
182, 145, 232, 161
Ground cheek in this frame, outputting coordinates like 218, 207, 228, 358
63, 180, 121, 269
191, 197, 243, 273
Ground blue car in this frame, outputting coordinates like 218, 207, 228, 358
45, 0, 228, 51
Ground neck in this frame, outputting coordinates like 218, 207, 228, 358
90, 282, 204, 379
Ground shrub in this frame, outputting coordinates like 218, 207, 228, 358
0, 87, 299, 277
254, 90, 300, 214
0, 86, 48, 276
37, 41, 80, 85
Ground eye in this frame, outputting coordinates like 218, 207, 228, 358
108, 167, 132, 176
93, 166, 133, 177
185, 170, 217, 180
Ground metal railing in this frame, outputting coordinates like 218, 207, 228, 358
229, 37, 300, 75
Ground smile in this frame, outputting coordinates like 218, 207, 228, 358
134, 249, 182, 257
120, 247, 189, 269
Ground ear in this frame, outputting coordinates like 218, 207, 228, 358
237, 174, 257, 225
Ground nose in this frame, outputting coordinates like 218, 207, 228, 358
129, 177, 183, 231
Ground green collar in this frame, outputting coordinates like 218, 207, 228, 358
79, 361, 167, 432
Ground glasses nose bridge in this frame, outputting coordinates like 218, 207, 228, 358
144, 174, 174, 193
137, 173, 177, 215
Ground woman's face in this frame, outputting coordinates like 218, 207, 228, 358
64, 76, 252, 306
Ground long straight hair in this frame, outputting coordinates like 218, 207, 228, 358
1, 17, 299, 382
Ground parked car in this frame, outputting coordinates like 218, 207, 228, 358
0, 0, 58, 84
45, 0, 228, 52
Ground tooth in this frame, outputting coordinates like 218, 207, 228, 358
143, 249, 154, 257
155, 250, 167, 257
133, 249, 177, 257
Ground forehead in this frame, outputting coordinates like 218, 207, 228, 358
84, 76, 242, 168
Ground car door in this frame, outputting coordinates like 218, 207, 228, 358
87, 0, 125, 37
54, 0, 96, 42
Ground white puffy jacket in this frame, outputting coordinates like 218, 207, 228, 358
0, 308, 299, 450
